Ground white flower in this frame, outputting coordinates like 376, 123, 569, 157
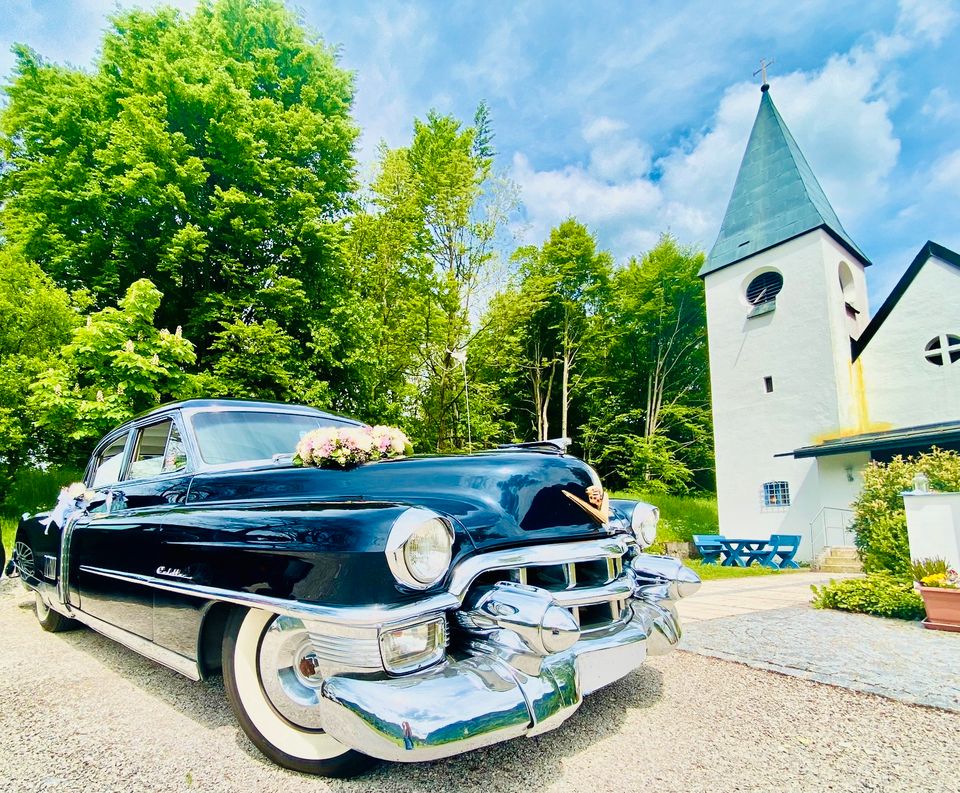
125, 340, 135, 353
96, 390, 104, 402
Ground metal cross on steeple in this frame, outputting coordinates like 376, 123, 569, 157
754, 58, 775, 90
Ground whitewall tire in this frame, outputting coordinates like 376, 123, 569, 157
222, 607, 376, 777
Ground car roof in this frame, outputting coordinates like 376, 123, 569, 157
130, 398, 359, 425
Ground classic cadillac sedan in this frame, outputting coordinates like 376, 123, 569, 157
9, 399, 700, 777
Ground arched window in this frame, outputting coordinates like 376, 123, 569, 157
838, 262, 860, 326
745, 271, 783, 309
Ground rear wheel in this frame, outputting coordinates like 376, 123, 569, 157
222, 607, 376, 778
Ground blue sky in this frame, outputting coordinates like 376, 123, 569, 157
3, 0, 960, 308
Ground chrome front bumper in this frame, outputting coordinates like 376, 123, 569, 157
319, 554, 698, 762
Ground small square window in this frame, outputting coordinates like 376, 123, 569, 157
762, 481, 790, 508
763, 376, 774, 393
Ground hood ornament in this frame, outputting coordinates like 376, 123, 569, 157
563, 485, 610, 525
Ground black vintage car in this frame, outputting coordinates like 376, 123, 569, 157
9, 399, 699, 777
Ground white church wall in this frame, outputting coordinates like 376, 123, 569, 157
859, 255, 960, 429
817, 235, 872, 432
705, 230, 855, 559
812, 452, 870, 549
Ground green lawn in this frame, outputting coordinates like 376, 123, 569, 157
2, 516, 17, 556
614, 489, 719, 545
686, 559, 805, 580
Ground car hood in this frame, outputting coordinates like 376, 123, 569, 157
186, 451, 630, 549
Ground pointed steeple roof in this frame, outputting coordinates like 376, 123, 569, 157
700, 86, 869, 277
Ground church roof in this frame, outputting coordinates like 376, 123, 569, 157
852, 240, 960, 361
700, 86, 870, 277
783, 420, 960, 459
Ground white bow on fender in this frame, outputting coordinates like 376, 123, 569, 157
41, 482, 95, 534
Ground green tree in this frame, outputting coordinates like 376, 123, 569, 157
487, 220, 612, 443
355, 109, 512, 450
30, 279, 195, 465
1, 0, 357, 397
582, 234, 712, 492
0, 248, 78, 490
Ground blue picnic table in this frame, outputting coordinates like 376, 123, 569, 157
716, 538, 769, 567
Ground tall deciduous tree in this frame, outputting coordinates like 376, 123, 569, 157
506, 220, 612, 441
0, 248, 78, 491
30, 279, 196, 466
1, 0, 357, 393
355, 108, 512, 450
583, 234, 713, 492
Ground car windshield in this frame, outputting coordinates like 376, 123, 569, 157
190, 410, 346, 465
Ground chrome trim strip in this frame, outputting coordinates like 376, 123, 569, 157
550, 577, 633, 608
72, 608, 201, 681
447, 535, 631, 600
58, 511, 84, 607
79, 565, 458, 628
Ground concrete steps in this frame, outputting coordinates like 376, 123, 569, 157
813, 546, 863, 573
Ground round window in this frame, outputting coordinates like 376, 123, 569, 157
746, 271, 783, 305
924, 334, 960, 366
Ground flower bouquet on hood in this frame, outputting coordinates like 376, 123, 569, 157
294, 425, 412, 469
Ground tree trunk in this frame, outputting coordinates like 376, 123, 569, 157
561, 316, 570, 439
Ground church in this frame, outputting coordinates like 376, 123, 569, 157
700, 79, 960, 564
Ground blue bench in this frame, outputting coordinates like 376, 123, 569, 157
744, 534, 802, 569
693, 534, 725, 564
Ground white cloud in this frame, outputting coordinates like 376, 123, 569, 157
510, 3, 931, 261
582, 117, 627, 141
928, 148, 960, 192
512, 150, 660, 237
921, 86, 960, 121
895, 0, 958, 45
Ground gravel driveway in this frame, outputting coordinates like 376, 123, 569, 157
2, 577, 958, 793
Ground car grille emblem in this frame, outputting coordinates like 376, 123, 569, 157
563, 486, 610, 525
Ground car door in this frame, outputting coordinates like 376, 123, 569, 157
73, 414, 192, 640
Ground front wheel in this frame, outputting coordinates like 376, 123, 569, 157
34, 590, 78, 633
222, 607, 377, 778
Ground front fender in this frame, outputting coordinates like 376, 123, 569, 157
154, 500, 472, 607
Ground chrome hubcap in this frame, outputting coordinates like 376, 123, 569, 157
14, 542, 34, 578
257, 616, 326, 730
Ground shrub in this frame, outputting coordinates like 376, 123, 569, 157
852, 449, 960, 575
911, 557, 950, 581
811, 575, 925, 621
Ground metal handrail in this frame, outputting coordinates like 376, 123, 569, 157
809, 506, 855, 560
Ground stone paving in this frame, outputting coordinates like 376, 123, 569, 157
680, 604, 960, 713
675, 571, 857, 623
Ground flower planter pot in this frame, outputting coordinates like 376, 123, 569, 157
918, 586, 960, 632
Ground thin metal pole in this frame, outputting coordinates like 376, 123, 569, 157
462, 359, 472, 451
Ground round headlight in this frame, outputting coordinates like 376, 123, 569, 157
386, 508, 454, 589
632, 504, 659, 548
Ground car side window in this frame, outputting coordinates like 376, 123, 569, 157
92, 436, 128, 488
125, 420, 187, 481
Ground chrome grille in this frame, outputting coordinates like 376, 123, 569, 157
463, 547, 629, 634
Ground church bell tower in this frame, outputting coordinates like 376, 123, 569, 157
700, 80, 871, 554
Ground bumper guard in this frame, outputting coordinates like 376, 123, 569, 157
319, 553, 698, 762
